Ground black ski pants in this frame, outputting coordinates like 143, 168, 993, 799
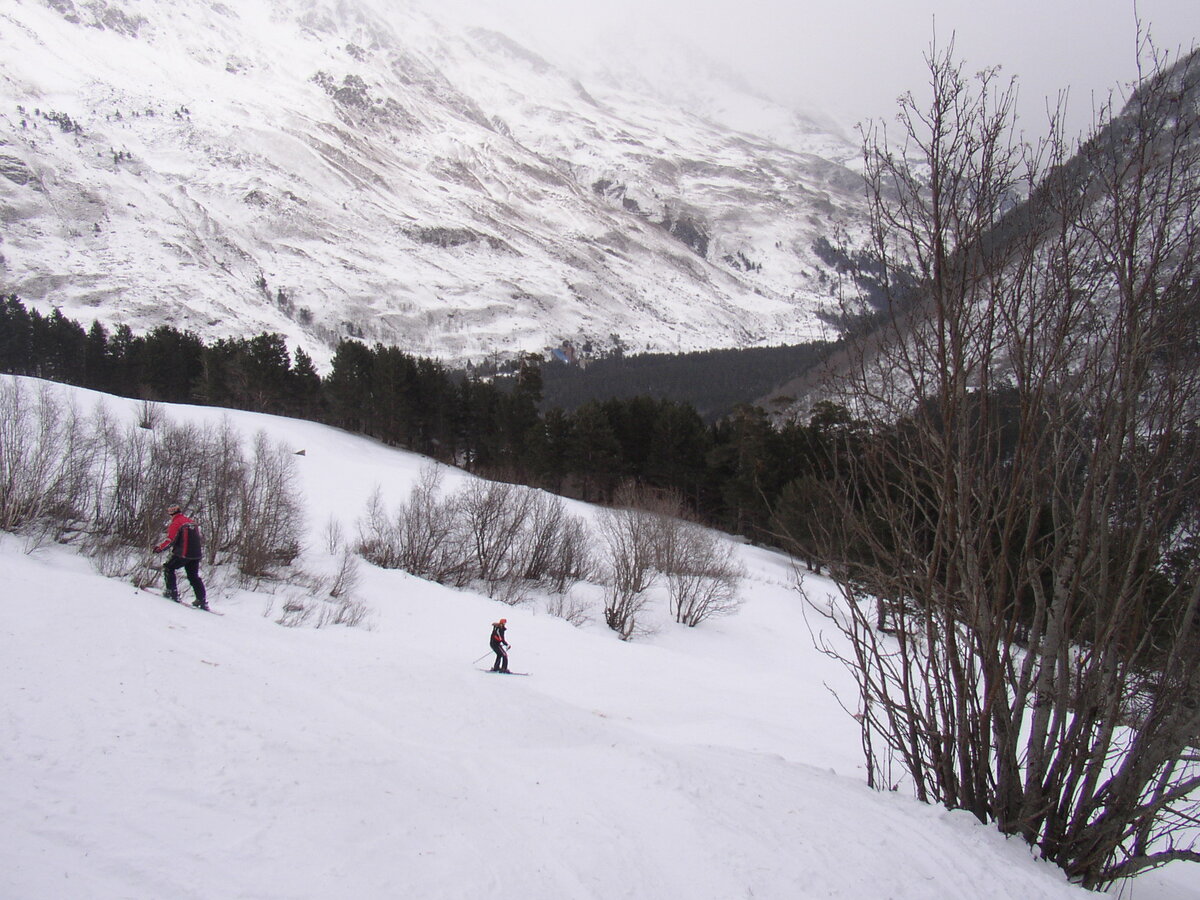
164, 556, 206, 604
490, 640, 508, 672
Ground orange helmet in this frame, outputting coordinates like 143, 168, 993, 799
499, 618, 507, 624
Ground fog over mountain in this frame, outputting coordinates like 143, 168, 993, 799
0, 0, 876, 367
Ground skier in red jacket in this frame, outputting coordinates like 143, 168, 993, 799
155, 504, 208, 610
489, 618, 509, 672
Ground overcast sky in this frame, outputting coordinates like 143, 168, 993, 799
440, 0, 1198, 139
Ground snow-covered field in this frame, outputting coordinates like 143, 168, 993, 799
2, 378, 1196, 899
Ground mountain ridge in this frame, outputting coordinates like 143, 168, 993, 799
0, 0, 868, 368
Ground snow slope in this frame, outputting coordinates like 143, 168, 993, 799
1, 376, 1195, 899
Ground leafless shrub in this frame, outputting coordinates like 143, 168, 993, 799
516, 491, 567, 581
597, 482, 660, 640
109, 422, 302, 583
130, 553, 164, 591
545, 592, 592, 627
0, 382, 94, 536
458, 478, 535, 588
230, 431, 302, 579
398, 468, 471, 584
811, 43, 1200, 889
40, 404, 95, 542
144, 421, 207, 520
546, 514, 595, 594
356, 468, 597, 604
658, 521, 744, 626
0, 383, 304, 586
197, 419, 247, 566
262, 575, 371, 629
327, 547, 360, 599
323, 515, 345, 554
268, 593, 317, 627
88, 405, 153, 544
315, 595, 371, 628
357, 468, 472, 584
83, 535, 145, 578
357, 488, 401, 568
488, 574, 532, 606
137, 399, 164, 430
515, 493, 595, 594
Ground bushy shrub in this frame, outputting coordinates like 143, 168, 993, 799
357, 467, 472, 584
0, 378, 303, 584
656, 520, 744, 626
357, 465, 594, 602
0, 382, 94, 536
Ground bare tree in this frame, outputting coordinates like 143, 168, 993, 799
514, 491, 595, 594
0, 383, 305, 587
198, 419, 248, 566
515, 491, 568, 582
545, 591, 592, 627
808, 40, 1200, 888
327, 547, 361, 600
0, 381, 93, 535
136, 399, 164, 430
657, 519, 744, 626
323, 515, 345, 555
596, 482, 661, 639
545, 512, 595, 595
457, 478, 535, 593
357, 487, 402, 569
357, 466, 472, 584
226, 431, 302, 579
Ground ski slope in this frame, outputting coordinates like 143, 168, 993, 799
1, 376, 1195, 899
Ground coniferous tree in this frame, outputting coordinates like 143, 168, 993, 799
456, 376, 504, 472
645, 399, 711, 505
30, 309, 88, 384
566, 401, 624, 502
409, 356, 454, 458
105, 324, 137, 396
134, 325, 204, 402
708, 404, 776, 537
289, 346, 322, 419
241, 333, 293, 412
0, 296, 35, 374
325, 339, 375, 434
83, 321, 113, 391
497, 353, 544, 469
370, 344, 416, 447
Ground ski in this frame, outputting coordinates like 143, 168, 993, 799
478, 668, 530, 676
139, 585, 223, 615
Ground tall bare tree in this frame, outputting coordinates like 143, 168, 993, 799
597, 482, 662, 639
807, 40, 1200, 888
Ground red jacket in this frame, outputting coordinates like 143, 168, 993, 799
156, 512, 203, 560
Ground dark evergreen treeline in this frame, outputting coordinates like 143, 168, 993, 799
0, 296, 843, 543
539, 341, 834, 421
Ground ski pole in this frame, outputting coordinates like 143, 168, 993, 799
472, 652, 491, 665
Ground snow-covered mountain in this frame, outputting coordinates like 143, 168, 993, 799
0, 0, 869, 367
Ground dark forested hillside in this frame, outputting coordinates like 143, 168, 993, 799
539, 342, 835, 421
0, 296, 854, 546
